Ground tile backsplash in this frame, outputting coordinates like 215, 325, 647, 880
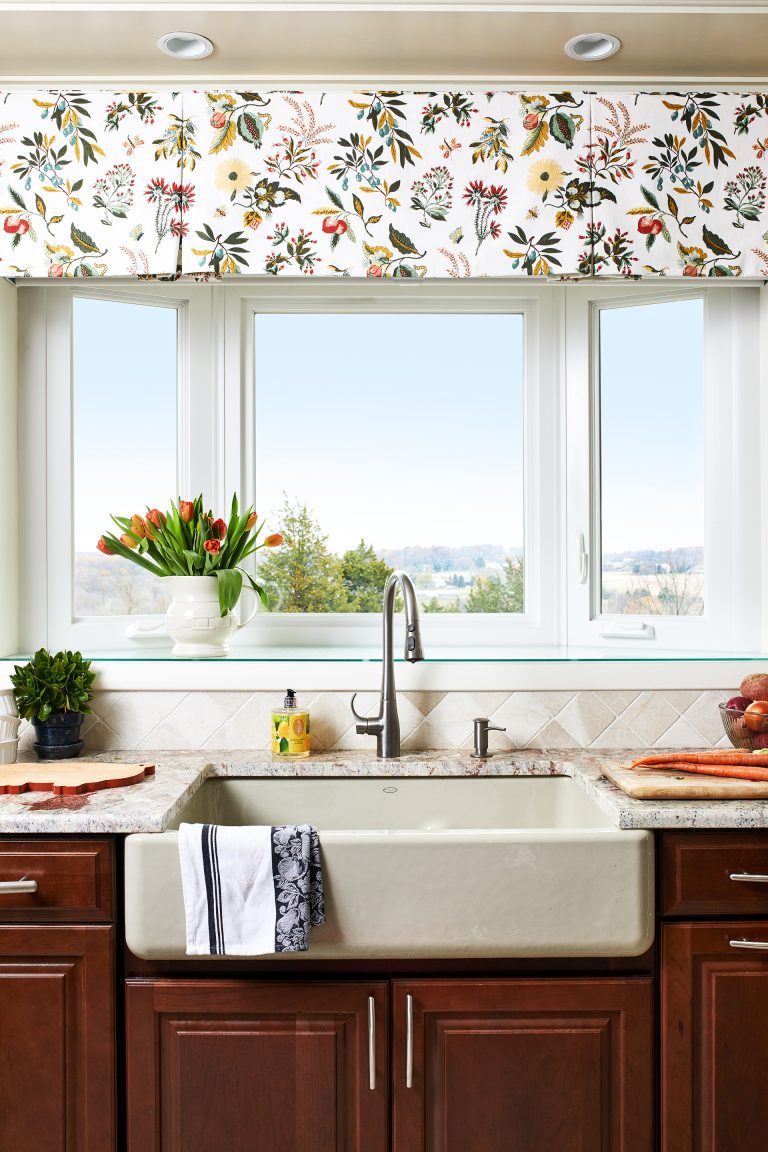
18, 688, 733, 755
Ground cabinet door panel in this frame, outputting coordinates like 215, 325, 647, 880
126, 979, 388, 1152
393, 978, 652, 1152
662, 921, 768, 1152
0, 925, 115, 1152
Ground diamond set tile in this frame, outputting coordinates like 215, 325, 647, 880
67, 685, 739, 755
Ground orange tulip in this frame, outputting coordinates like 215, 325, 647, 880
146, 508, 165, 530
179, 500, 194, 523
120, 533, 138, 549
264, 533, 283, 548
204, 539, 221, 554
212, 518, 227, 540
96, 536, 113, 555
246, 511, 258, 531
130, 514, 147, 539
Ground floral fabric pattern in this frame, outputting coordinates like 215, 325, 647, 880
0, 90, 188, 277
183, 90, 593, 278
2, 89, 767, 278
271, 823, 325, 953
586, 92, 768, 278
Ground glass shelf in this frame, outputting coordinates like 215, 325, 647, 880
4, 647, 768, 664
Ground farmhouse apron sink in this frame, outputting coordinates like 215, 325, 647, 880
124, 776, 654, 959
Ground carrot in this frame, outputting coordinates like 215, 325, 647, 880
631, 751, 768, 769
630, 760, 768, 783
628, 750, 768, 783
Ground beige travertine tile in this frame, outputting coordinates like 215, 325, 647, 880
401, 691, 448, 718
619, 692, 679, 745
593, 691, 640, 716
138, 692, 233, 750
488, 693, 553, 748
557, 693, 615, 746
202, 693, 273, 751
653, 715, 708, 748
589, 719, 643, 749
661, 690, 701, 714
526, 720, 580, 750
682, 690, 731, 745
96, 690, 186, 747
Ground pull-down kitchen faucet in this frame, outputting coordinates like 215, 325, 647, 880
350, 570, 424, 758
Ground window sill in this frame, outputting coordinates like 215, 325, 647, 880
1, 650, 764, 693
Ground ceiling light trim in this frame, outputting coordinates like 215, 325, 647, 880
157, 30, 213, 59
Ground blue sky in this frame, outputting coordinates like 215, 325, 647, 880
72, 293, 704, 559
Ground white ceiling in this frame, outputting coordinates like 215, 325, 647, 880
0, 0, 766, 84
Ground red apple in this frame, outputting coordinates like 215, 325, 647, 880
637, 215, 655, 235
744, 700, 768, 733
321, 216, 339, 234
334, 219, 348, 236
725, 696, 751, 713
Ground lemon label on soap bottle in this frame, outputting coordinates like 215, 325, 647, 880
271, 690, 310, 758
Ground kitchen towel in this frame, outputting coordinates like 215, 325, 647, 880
179, 822, 325, 956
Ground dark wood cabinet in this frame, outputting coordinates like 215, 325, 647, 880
392, 978, 653, 1152
125, 978, 388, 1152
662, 921, 768, 1152
660, 831, 768, 1152
0, 837, 116, 1151
0, 924, 115, 1152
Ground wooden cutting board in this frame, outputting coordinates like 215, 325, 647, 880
0, 761, 156, 796
602, 760, 768, 800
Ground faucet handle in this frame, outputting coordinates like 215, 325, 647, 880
350, 692, 368, 724
470, 717, 507, 759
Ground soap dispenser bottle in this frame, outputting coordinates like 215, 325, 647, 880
272, 689, 310, 759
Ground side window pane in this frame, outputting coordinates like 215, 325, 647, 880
73, 297, 177, 617
254, 313, 525, 613
599, 297, 704, 617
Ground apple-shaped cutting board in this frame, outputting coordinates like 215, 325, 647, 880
0, 762, 155, 796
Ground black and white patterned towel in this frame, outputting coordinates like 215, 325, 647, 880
179, 822, 325, 956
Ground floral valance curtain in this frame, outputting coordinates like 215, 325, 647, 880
1, 89, 766, 279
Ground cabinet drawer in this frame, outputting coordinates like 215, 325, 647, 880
662, 832, 768, 917
0, 839, 114, 922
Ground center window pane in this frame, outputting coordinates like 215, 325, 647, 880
254, 313, 525, 613
599, 297, 705, 617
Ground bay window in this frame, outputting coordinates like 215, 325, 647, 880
17, 279, 762, 658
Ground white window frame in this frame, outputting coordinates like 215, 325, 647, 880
565, 283, 762, 653
18, 283, 217, 652
223, 280, 561, 651
16, 279, 762, 659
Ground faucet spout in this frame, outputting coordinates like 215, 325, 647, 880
351, 570, 424, 758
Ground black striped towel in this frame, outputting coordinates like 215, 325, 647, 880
178, 822, 325, 955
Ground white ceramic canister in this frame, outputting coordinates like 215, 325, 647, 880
0, 689, 18, 717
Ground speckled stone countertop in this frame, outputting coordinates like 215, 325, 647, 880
2, 749, 768, 834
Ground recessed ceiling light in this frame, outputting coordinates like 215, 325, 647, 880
157, 32, 214, 60
564, 33, 621, 62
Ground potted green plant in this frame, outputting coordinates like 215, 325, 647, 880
97, 494, 283, 657
11, 649, 96, 760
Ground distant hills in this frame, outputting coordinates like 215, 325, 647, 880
376, 544, 522, 572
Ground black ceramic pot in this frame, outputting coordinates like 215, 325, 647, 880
32, 711, 85, 761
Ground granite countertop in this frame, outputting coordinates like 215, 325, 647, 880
1, 749, 768, 834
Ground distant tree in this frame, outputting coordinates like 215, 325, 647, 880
422, 596, 461, 613
340, 540, 393, 612
257, 498, 348, 612
474, 556, 486, 569
465, 558, 524, 613
628, 551, 703, 617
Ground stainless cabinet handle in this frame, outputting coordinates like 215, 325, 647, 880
367, 996, 376, 1091
405, 993, 413, 1089
730, 939, 768, 950
0, 878, 38, 894
730, 873, 768, 884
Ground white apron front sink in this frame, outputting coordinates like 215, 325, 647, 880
124, 776, 654, 959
